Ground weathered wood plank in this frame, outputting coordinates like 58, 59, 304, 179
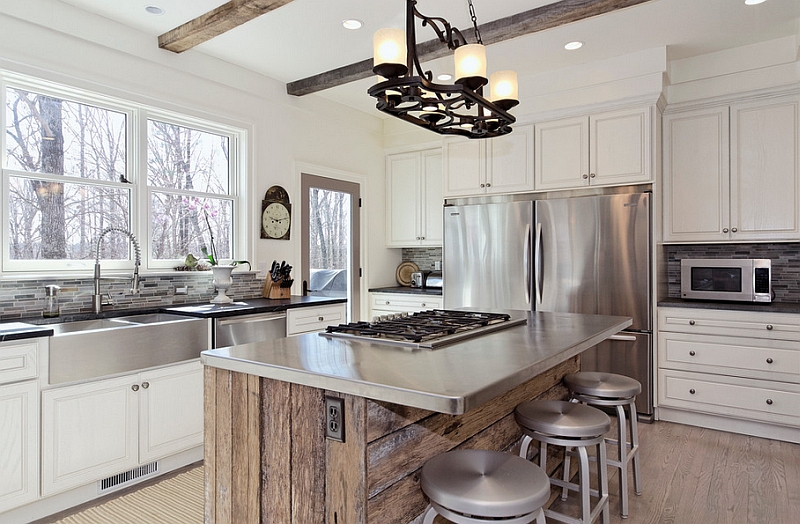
261, 378, 292, 523
286, 0, 656, 96
367, 401, 434, 443
367, 357, 578, 497
327, 393, 368, 524
204, 365, 217, 524
215, 369, 233, 523
158, 0, 295, 53
231, 372, 249, 523
291, 384, 326, 523
247, 374, 261, 524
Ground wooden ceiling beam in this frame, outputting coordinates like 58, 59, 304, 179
159, 0, 295, 53
287, 0, 655, 97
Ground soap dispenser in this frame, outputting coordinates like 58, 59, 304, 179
44, 285, 60, 318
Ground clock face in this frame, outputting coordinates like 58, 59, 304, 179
262, 202, 291, 239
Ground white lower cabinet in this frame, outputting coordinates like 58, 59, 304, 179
0, 380, 39, 513
657, 307, 800, 441
370, 292, 442, 320
41, 360, 203, 496
286, 304, 347, 336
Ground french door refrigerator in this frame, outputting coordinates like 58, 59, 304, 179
444, 192, 653, 416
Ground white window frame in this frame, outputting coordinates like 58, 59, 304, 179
1, 71, 248, 275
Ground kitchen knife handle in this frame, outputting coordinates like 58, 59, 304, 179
524, 223, 532, 306
534, 222, 543, 306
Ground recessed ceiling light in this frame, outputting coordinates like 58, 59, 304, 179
744, 0, 767, 5
145, 5, 164, 15
437, 73, 453, 81
564, 41, 583, 51
342, 19, 363, 30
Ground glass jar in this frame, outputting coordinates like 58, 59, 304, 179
44, 285, 60, 318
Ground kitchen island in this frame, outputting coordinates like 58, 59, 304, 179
201, 311, 631, 524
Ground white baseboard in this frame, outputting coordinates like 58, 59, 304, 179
656, 407, 800, 443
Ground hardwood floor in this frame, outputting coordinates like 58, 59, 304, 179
548, 420, 800, 524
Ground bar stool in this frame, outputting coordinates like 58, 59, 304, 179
563, 372, 642, 519
420, 449, 550, 524
515, 400, 610, 524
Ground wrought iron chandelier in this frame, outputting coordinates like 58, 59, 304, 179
368, 0, 518, 139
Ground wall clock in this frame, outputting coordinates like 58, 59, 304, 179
261, 185, 291, 240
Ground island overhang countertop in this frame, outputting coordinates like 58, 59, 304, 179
201, 310, 632, 415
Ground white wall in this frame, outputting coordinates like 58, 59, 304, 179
0, 0, 398, 319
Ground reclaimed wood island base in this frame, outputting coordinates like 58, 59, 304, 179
201, 311, 631, 524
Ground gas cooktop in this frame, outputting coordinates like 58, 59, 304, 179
320, 309, 527, 349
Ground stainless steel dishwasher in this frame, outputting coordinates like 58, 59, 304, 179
213, 311, 287, 348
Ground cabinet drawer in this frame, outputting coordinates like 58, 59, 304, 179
658, 369, 800, 427
659, 332, 800, 383
658, 307, 800, 341
371, 293, 442, 311
286, 304, 346, 336
0, 341, 39, 385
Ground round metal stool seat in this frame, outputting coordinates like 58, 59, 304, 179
515, 400, 611, 438
563, 372, 641, 400
421, 449, 550, 524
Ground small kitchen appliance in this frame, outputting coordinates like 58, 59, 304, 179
680, 258, 771, 302
410, 271, 426, 288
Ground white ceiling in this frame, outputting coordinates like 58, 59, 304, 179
54, 0, 800, 115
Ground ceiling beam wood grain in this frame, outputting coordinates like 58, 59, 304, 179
287, 0, 655, 96
158, 0, 295, 53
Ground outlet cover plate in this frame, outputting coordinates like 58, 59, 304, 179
325, 396, 345, 442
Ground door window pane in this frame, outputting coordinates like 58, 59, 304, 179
308, 188, 350, 298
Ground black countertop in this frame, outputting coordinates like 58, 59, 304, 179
0, 322, 54, 342
162, 296, 347, 318
658, 297, 800, 314
369, 286, 442, 296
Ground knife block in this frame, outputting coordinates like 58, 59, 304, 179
262, 278, 291, 299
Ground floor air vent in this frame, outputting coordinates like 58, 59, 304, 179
98, 462, 159, 494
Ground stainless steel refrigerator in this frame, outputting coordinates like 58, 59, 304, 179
444, 192, 652, 416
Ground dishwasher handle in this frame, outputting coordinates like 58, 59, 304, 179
215, 312, 286, 327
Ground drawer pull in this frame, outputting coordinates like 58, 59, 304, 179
689, 388, 696, 395
131, 384, 140, 392
766, 399, 774, 405
766, 324, 773, 330
421, 303, 426, 307
766, 358, 774, 364
318, 317, 324, 322
689, 350, 696, 356
385, 301, 390, 305
689, 320, 696, 326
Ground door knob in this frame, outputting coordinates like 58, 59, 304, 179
766, 399, 774, 405
731, 227, 738, 233
689, 350, 696, 356
582, 174, 589, 179
766, 358, 774, 364
722, 228, 729, 233
131, 384, 140, 392
689, 388, 696, 395
142, 382, 149, 389
689, 320, 696, 325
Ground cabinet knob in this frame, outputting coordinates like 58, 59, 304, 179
766, 324, 773, 330
589, 173, 596, 178
766, 358, 774, 364
142, 382, 149, 389
421, 303, 426, 307
689, 320, 696, 326
689, 388, 696, 395
480, 183, 486, 188
731, 227, 738, 233
486, 183, 491, 187
385, 301, 390, 305
318, 316, 324, 321
766, 399, 774, 405
689, 350, 696, 356
722, 228, 729, 233
131, 384, 140, 392
420, 236, 425, 240
582, 174, 589, 179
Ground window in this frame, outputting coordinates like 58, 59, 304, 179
2, 74, 245, 273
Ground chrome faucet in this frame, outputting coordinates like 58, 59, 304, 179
93, 227, 141, 314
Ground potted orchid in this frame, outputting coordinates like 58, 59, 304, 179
200, 213, 250, 304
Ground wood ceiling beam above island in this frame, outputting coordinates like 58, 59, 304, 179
287, 0, 655, 96
158, 0, 295, 53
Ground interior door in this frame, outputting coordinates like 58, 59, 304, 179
300, 174, 360, 321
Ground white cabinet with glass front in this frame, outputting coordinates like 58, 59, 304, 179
534, 106, 652, 191
442, 124, 534, 197
657, 307, 800, 442
41, 360, 203, 496
662, 93, 800, 242
386, 149, 443, 247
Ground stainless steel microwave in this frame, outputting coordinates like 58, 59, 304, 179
680, 259, 771, 302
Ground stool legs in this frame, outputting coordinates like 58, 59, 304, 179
422, 503, 547, 524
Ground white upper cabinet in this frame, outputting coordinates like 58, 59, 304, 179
386, 148, 443, 247
443, 124, 534, 198
663, 94, 800, 242
535, 106, 652, 191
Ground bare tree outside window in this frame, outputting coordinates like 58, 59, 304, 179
308, 188, 350, 271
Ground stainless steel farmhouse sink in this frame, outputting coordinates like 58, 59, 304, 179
48, 313, 210, 384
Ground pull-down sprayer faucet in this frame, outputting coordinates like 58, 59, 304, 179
93, 227, 141, 314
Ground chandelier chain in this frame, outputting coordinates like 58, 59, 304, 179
467, 0, 483, 45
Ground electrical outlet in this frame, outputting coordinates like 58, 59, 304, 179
325, 396, 345, 442
435, 260, 441, 270
174, 286, 188, 295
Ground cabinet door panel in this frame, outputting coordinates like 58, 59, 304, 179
731, 96, 800, 241
421, 150, 443, 245
42, 375, 137, 495
488, 125, 534, 193
591, 107, 650, 185
139, 362, 203, 462
0, 381, 38, 512
386, 152, 422, 246
443, 139, 484, 197
663, 107, 730, 241
534, 116, 589, 190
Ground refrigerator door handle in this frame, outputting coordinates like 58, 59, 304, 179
534, 222, 543, 306
609, 334, 638, 342
524, 223, 532, 306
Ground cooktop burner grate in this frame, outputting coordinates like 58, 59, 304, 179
321, 310, 525, 348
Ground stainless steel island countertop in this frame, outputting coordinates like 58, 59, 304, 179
201, 310, 631, 414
